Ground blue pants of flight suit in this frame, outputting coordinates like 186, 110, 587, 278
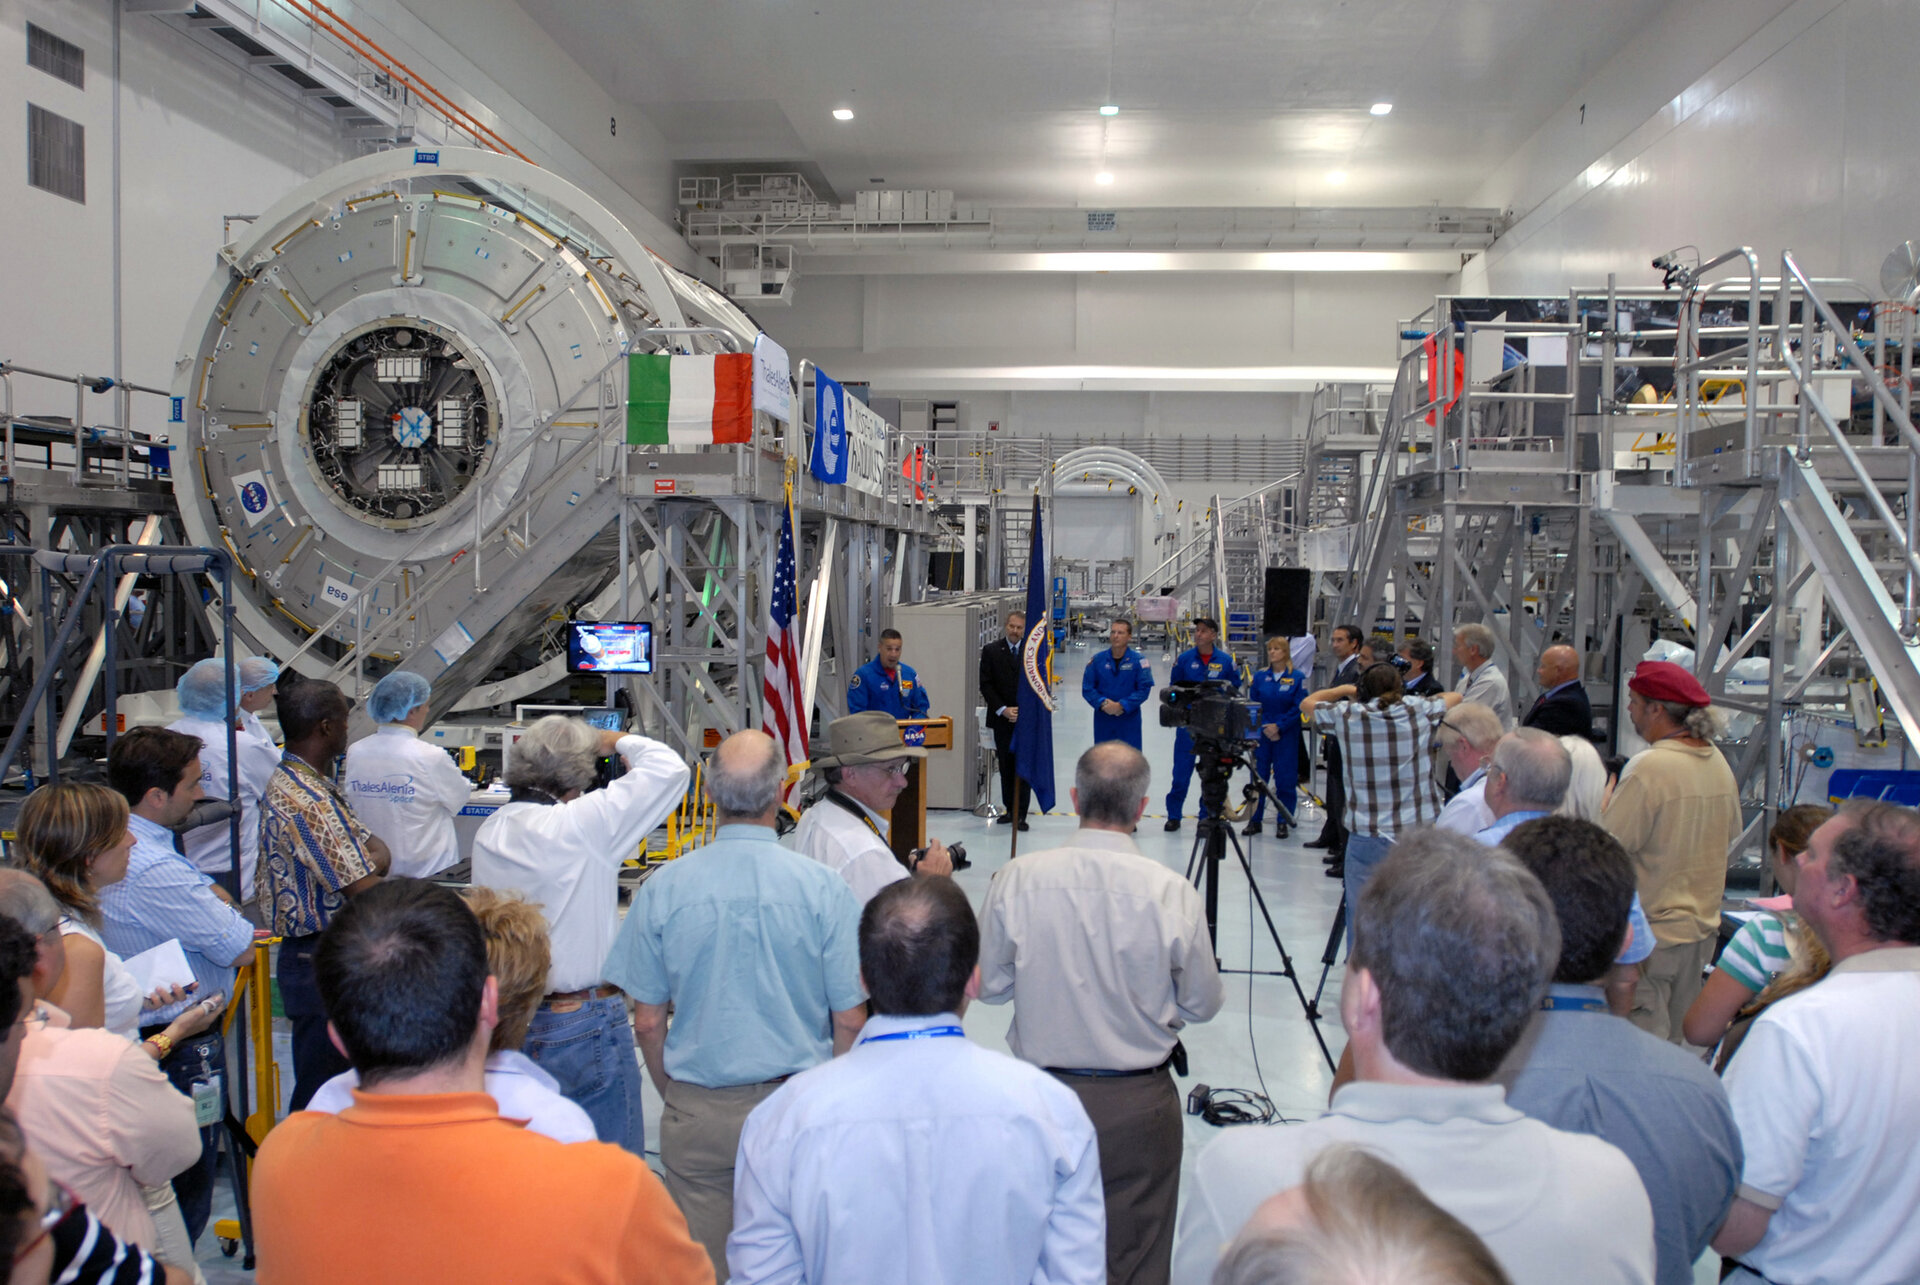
1247, 732, 1299, 825
1165, 728, 1210, 820
1092, 710, 1143, 750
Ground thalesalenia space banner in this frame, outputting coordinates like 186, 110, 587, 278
626, 353, 754, 445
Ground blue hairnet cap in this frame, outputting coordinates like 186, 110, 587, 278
176, 658, 241, 721
238, 656, 281, 694
367, 671, 432, 725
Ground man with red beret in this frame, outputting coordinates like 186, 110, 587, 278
1601, 660, 1741, 1044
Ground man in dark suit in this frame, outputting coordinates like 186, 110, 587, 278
1399, 637, 1445, 697
979, 609, 1030, 829
1522, 644, 1594, 739
1306, 623, 1363, 867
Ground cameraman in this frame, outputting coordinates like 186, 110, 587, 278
789, 713, 957, 904
1302, 665, 1462, 948
1162, 618, 1240, 832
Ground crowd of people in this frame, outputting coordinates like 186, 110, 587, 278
0, 619, 1909, 1285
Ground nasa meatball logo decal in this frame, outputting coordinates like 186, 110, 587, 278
232, 470, 274, 527
1021, 621, 1056, 711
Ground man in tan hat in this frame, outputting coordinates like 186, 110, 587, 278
1602, 659, 1740, 1045
787, 712, 956, 904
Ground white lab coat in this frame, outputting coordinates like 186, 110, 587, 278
340, 725, 472, 878
168, 715, 281, 903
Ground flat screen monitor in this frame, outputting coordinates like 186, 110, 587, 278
580, 709, 626, 732
567, 621, 653, 674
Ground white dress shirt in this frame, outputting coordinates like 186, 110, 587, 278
787, 794, 907, 905
1436, 767, 1495, 836
728, 1011, 1106, 1285
341, 726, 472, 878
168, 714, 282, 902
470, 735, 689, 993
979, 828, 1224, 1070
303, 1049, 597, 1143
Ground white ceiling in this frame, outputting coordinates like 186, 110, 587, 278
517, 0, 1672, 209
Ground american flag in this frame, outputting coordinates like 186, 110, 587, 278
762, 496, 809, 772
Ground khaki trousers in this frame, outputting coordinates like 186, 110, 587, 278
1052, 1068, 1182, 1285
1629, 936, 1717, 1045
660, 1077, 786, 1279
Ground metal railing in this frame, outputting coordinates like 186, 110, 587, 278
1777, 251, 1920, 638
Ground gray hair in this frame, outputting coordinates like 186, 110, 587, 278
1490, 729, 1571, 809
0, 869, 61, 936
1075, 742, 1152, 827
504, 715, 601, 797
706, 730, 784, 818
1656, 699, 1730, 741
1211, 1145, 1513, 1285
1440, 702, 1503, 753
1453, 622, 1497, 662
1556, 736, 1607, 822
1350, 827, 1560, 1081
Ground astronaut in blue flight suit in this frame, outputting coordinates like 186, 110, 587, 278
847, 628, 931, 718
1081, 618, 1155, 749
1244, 636, 1307, 838
1162, 617, 1239, 831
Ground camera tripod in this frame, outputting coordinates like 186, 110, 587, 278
1181, 740, 1337, 1072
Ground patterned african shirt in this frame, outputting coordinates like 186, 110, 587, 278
260, 753, 378, 937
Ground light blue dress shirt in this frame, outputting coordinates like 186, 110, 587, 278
1477, 811, 1655, 965
603, 824, 864, 1088
728, 1011, 1106, 1285
99, 814, 256, 1024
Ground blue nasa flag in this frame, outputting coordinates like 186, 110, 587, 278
1013, 495, 1056, 813
810, 370, 851, 486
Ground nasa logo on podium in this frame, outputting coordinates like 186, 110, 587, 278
902, 726, 927, 747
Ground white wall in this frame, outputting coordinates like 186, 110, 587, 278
354, 0, 692, 272
1467, 0, 1920, 294
0, 0, 354, 432
766, 269, 1442, 378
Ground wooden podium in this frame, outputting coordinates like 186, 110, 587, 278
889, 716, 953, 862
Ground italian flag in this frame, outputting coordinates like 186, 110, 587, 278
626, 353, 754, 445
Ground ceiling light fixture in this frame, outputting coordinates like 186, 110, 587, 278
1094, 172, 1114, 186
1369, 102, 1393, 116
1326, 170, 1348, 185
1099, 104, 1119, 116
832, 107, 855, 121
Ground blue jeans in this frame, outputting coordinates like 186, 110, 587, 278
1248, 734, 1299, 825
1342, 834, 1396, 953
140, 1027, 224, 1243
523, 996, 645, 1154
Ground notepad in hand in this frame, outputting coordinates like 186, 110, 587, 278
121, 939, 197, 997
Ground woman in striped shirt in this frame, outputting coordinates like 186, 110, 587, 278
1682, 804, 1833, 1052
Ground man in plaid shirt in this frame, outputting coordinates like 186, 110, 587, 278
1302, 664, 1463, 949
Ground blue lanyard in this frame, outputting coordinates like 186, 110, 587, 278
860, 1025, 965, 1045
1540, 994, 1608, 1013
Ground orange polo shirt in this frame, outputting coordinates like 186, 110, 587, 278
253, 1090, 713, 1285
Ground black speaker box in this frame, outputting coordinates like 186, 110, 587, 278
1262, 567, 1312, 639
